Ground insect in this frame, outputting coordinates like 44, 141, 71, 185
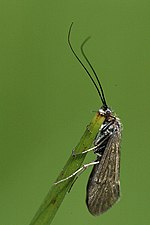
86, 111, 121, 215
55, 23, 122, 216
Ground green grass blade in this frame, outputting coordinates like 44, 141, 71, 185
29, 112, 105, 225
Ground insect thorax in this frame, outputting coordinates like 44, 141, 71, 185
94, 108, 120, 156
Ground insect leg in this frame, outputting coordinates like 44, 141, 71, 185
72, 145, 98, 156
72, 133, 111, 156
54, 161, 99, 185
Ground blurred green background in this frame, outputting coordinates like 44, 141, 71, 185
0, 0, 150, 225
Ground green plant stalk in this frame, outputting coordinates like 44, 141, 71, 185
29, 111, 105, 225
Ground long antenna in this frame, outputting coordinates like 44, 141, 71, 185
68, 22, 104, 105
81, 37, 108, 109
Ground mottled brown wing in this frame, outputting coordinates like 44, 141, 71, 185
86, 128, 121, 216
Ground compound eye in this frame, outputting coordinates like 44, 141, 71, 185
106, 108, 111, 113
